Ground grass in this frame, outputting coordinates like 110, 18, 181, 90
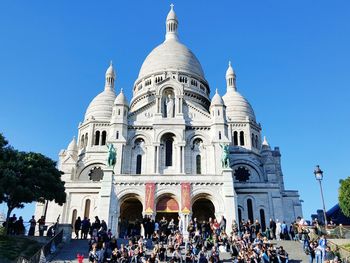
0, 233, 42, 263
344, 243, 350, 250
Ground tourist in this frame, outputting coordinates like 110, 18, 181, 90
38, 216, 45, 236
82, 217, 91, 239
280, 221, 288, 240
275, 219, 282, 241
269, 219, 276, 240
74, 216, 82, 239
28, 215, 36, 236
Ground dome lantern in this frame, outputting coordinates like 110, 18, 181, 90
226, 61, 236, 91
105, 61, 116, 91
165, 4, 178, 41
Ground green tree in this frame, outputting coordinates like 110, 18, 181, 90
339, 177, 350, 218
0, 133, 66, 234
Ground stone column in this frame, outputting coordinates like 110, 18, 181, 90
221, 168, 237, 234
99, 168, 114, 227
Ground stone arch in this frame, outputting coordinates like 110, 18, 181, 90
156, 82, 182, 97
155, 129, 182, 143
231, 160, 264, 182
187, 132, 209, 147
154, 192, 180, 224
129, 132, 152, 146
117, 189, 144, 214
243, 195, 256, 223
117, 193, 143, 237
191, 189, 225, 216
77, 162, 106, 181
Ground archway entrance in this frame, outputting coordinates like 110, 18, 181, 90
192, 198, 215, 223
119, 196, 143, 238
155, 195, 179, 229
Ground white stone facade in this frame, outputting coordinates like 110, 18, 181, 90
36, 5, 302, 235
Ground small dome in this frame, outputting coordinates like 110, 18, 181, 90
166, 4, 177, 21
138, 39, 205, 80
114, 89, 128, 105
222, 89, 256, 121
211, 89, 224, 106
67, 137, 78, 152
84, 90, 116, 121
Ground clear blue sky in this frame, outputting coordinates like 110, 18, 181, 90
1, 1, 349, 222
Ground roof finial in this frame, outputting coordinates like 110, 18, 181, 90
215, 88, 219, 94
262, 136, 269, 146
110, 60, 113, 66
165, 3, 178, 41
228, 60, 231, 67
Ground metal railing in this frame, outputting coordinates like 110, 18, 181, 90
16, 228, 63, 263
328, 240, 350, 263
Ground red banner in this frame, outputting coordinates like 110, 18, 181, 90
181, 183, 191, 214
145, 183, 155, 214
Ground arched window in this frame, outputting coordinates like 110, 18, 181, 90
255, 135, 259, 149
233, 131, 238, 146
94, 131, 100, 146
251, 133, 255, 148
71, 209, 77, 225
118, 109, 121, 115
84, 199, 91, 218
217, 109, 220, 116
136, 154, 142, 174
247, 198, 254, 223
101, 131, 107, 145
260, 209, 266, 231
219, 131, 222, 140
116, 131, 119, 139
238, 208, 242, 224
81, 135, 85, 149
165, 137, 173, 166
85, 133, 88, 147
240, 131, 245, 146
196, 155, 201, 174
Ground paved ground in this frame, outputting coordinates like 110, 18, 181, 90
50, 239, 309, 262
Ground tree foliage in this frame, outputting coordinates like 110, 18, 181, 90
338, 177, 350, 218
0, 133, 66, 226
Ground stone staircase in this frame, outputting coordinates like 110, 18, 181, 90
50, 239, 89, 263
50, 239, 309, 262
275, 240, 309, 262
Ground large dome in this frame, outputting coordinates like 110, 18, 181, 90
222, 89, 256, 121
84, 90, 116, 121
138, 38, 205, 80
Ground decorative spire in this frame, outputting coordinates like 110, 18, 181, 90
105, 61, 116, 91
165, 3, 179, 41
262, 136, 269, 147
226, 60, 236, 91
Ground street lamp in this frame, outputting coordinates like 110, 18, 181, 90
314, 165, 328, 227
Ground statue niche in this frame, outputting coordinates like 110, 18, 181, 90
163, 90, 175, 118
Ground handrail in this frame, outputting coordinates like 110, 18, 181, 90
16, 228, 64, 263
327, 240, 350, 263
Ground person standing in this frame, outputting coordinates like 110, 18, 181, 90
28, 216, 36, 236
38, 216, 46, 236
269, 218, 276, 240
219, 215, 226, 232
74, 216, 82, 239
275, 219, 282, 241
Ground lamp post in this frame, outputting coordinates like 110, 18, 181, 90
314, 165, 328, 227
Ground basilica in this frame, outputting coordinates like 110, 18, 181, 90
35, 5, 303, 235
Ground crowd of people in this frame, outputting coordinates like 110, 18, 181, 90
2, 213, 57, 236
73, 215, 306, 263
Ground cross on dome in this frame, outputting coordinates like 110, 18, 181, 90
165, 3, 179, 41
